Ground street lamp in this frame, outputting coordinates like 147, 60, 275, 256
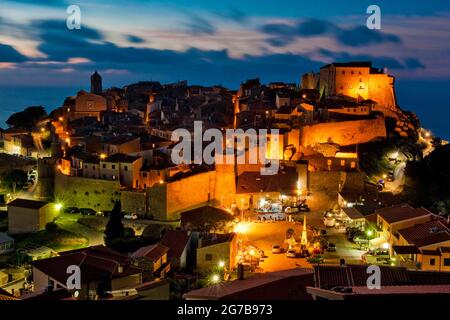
218, 261, 225, 268
211, 274, 220, 284
55, 203, 62, 211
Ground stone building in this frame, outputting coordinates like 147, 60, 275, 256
8, 199, 58, 234
90, 71, 102, 95
318, 62, 397, 111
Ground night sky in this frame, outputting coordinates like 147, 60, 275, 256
0, 0, 449, 137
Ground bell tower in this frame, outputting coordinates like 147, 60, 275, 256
90, 71, 102, 95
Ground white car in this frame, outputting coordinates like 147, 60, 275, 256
284, 207, 299, 214
286, 248, 297, 258
323, 217, 335, 227
272, 244, 282, 254
124, 213, 138, 220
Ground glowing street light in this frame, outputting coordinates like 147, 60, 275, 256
211, 274, 220, 283
366, 229, 373, 237
55, 203, 63, 211
218, 261, 225, 268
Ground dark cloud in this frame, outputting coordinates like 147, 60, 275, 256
218, 8, 248, 24
318, 48, 425, 70
261, 18, 401, 47
183, 14, 216, 35
0, 43, 27, 62
336, 26, 400, 47
127, 35, 145, 43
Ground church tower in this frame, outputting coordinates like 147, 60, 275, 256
90, 71, 102, 95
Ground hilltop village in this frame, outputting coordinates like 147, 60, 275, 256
1, 61, 450, 301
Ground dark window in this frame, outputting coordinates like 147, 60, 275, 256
112, 164, 116, 169
124, 166, 128, 171
342, 71, 345, 75
85, 165, 87, 169
444, 258, 450, 266
142, 172, 147, 177
102, 164, 106, 169
430, 258, 436, 266
93, 166, 96, 170
205, 254, 213, 261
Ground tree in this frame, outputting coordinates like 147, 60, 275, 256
6, 106, 47, 129
104, 201, 125, 246
2, 169, 27, 194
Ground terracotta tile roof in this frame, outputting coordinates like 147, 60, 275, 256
132, 243, 169, 261
32, 246, 141, 285
0, 288, 17, 300
184, 268, 314, 300
342, 207, 364, 220
314, 265, 410, 288
398, 220, 450, 248
421, 249, 441, 256
160, 230, 190, 260
414, 232, 450, 248
392, 245, 421, 255
376, 204, 432, 224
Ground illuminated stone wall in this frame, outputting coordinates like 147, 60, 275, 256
301, 117, 386, 147
54, 172, 121, 210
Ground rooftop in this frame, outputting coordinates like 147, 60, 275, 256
32, 246, 141, 285
376, 203, 433, 224
8, 198, 49, 209
236, 168, 297, 194
160, 230, 190, 260
131, 243, 169, 261
183, 268, 314, 300
398, 220, 450, 248
103, 153, 140, 163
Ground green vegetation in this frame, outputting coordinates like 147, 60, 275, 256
359, 137, 423, 179
403, 144, 450, 215
358, 141, 394, 178
14, 225, 88, 252
1, 169, 27, 194
6, 106, 47, 129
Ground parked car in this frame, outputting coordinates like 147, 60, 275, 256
124, 213, 138, 220
284, 206, 299, 214
79, 208, 96, 216
298, 203, 310, 212
286, 248, 297, 258
64, 207, 79, 214
323, 216, 335, 227
99, 210, 112, 217
271, 244, 282, 254
326, 243, 336, 252
300, 249, 311, 258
